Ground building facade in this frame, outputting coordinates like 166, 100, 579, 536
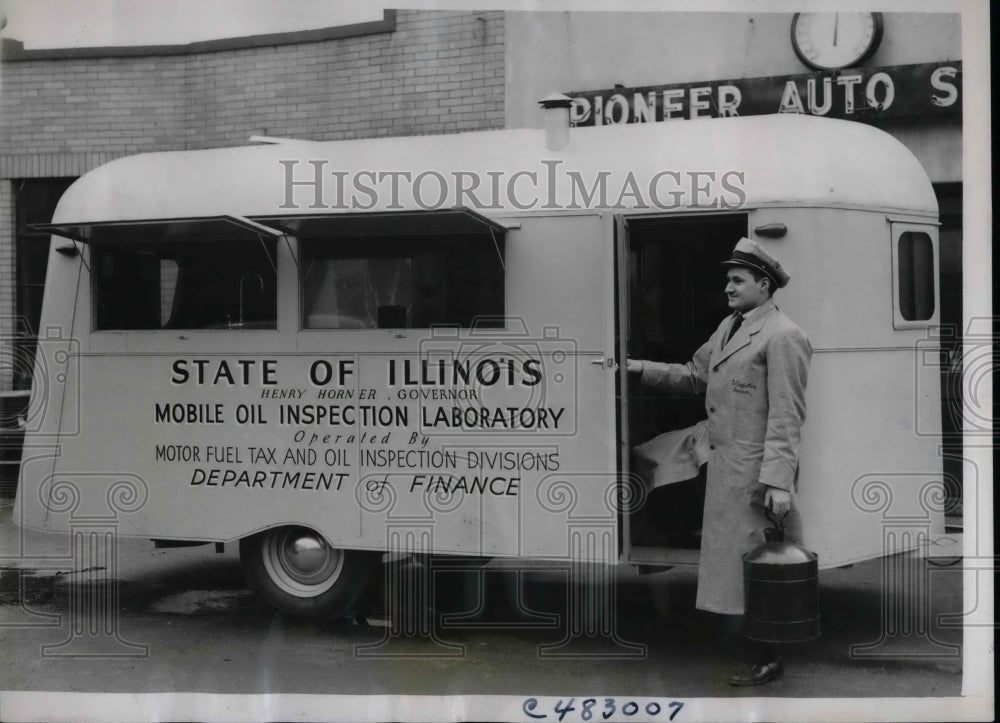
502, 11, 964, 506
0, 9, 965, 501
0, 9, 505, 390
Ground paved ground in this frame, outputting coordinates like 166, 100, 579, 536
0, 496, 965, 703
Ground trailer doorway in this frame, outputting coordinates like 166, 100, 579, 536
621, 213, 748, 563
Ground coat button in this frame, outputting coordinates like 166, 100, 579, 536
709, 444, 716, 450
709, 406, 716, 413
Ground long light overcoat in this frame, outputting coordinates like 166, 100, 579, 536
640, 298, 811, 614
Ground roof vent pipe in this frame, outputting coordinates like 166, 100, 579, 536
538, 92, 573, 152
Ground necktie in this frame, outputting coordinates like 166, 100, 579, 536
726, 313, 743, 344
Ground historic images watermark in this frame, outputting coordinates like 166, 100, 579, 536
353, 320, 645, 659
914, 317, 996, 439
2, 318, 144, 657
278, 160, 748, 212
353, 469, 647, 661
1, 473, 150, 659
846, 317, 997, 661
413, 319, 579, 438
848, 473, 961, 660
0, 319, 81, 438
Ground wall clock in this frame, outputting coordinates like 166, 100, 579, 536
791, 12, 884, 71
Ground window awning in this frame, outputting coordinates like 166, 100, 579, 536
251, 207, 510, 238
28, 215, 283, 244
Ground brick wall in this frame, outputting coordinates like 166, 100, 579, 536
0, 9, 506, 390
187, 10, 505, 146
0, 56, 189, 155
0, 10, 505, 154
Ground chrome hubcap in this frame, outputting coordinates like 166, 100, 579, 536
262, 527, 344, 596
282, 533, 329, 581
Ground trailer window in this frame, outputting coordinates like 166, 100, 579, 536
897, 231, 935, 321
93, 240, 277, 330
301, 235, 504, 329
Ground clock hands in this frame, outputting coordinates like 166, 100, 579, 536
833, 13, 839, 47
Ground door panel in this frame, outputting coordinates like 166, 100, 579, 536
615, 215, 632, 559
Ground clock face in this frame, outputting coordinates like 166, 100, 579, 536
791, 12, 884, 71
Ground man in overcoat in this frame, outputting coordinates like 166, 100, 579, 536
628, 237, 811, 686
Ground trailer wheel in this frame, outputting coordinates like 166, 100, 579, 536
239, 526, 371, 619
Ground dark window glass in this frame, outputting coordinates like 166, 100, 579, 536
16, 179, 77, 230
13, 178, 76, 390
93, 240, 277, 330
898, 231, 935, 321
301, 235, 504, 329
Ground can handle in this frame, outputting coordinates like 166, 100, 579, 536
764, 508, 787, 543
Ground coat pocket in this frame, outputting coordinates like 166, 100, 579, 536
729, 369, 766, 442
729, 368, 764, 406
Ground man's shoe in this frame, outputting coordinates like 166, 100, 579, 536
728, 659, 783, 686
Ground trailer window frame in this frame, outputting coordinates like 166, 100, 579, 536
29, 216, 284, 332
889, 221, 939, 329
90, 237, 280, 332
251, 209, 508, 331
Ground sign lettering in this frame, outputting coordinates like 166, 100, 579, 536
567, 61, 961, 126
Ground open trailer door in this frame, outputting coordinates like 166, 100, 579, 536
479, 212, 622, 562
615, 215, 633, 561
616, 212, 750, 568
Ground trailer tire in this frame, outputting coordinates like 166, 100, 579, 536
239, 526, 371, 620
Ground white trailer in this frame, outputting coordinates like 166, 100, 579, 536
15, 113, 943, 618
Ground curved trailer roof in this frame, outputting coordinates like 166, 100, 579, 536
50, 114, 937, 227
